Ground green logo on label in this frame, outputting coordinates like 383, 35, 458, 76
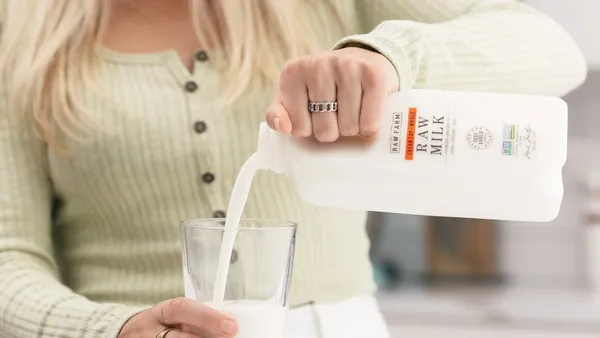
502, 141, 513, 156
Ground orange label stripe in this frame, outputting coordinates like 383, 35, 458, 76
405, 107, 417, 160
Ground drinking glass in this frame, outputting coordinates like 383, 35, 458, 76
180, 218, 297, 338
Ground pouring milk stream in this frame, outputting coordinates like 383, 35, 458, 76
208, 89, 568, 336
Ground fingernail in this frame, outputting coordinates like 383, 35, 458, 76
221, 319, 238, 335
273, 116, 281, 132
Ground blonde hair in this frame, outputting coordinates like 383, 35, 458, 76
0, 0, 347, 149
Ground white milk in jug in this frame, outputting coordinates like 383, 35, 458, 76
255, 89, 568, 222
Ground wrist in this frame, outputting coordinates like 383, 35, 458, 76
371, 51, 400, 92
106, 306, 149, 338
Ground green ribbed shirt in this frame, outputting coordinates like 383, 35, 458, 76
0, 1, 587, 337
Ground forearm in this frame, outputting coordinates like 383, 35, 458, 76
337, 0, 587, 96
0, 251, 144, 338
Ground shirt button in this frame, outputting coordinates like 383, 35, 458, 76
184, 81, 198, 93
213, 210, 226, 218
202, 172, 215, 183
195, 50, 209, 62
230, 249, 239, 264
193, 121, 207, 134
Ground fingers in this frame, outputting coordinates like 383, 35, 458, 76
267, 49, 389, 141
154, 298, 238, 338
279, 59, 311, 138
265, 98, 292, 135
335, 58, 362, 137
306, 56, 339, 142
359, 60, 387, 137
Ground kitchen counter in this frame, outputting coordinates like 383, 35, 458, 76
377, 287, 600, 337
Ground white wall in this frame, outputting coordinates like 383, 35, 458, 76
526, 0, 600, 69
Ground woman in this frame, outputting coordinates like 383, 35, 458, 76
0, 0, 586, 337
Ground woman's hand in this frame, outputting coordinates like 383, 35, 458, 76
265, 47, 399, 142
118, 297, 238, 338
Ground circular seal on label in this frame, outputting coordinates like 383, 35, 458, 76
467, 126, 493, 150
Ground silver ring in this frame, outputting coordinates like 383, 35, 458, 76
155, 327, 175, 338
308, 101, 338, 113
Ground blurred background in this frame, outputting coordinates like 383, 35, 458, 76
368, 0, 600, 336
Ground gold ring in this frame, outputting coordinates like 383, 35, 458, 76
155, 327, 175, 338
160, 300, 173, 326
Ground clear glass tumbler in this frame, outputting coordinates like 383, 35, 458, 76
180, 218, 297, 338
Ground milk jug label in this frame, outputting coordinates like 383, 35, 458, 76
389, 107, 453, 161
466, 126, 493, 150
389, 112, 403, 154
501, 123, 537, 160
387, 106, 538, 162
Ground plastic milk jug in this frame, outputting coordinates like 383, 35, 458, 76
256, 89, 568, 222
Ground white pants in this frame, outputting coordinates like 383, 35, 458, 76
285, 295, 390, 338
